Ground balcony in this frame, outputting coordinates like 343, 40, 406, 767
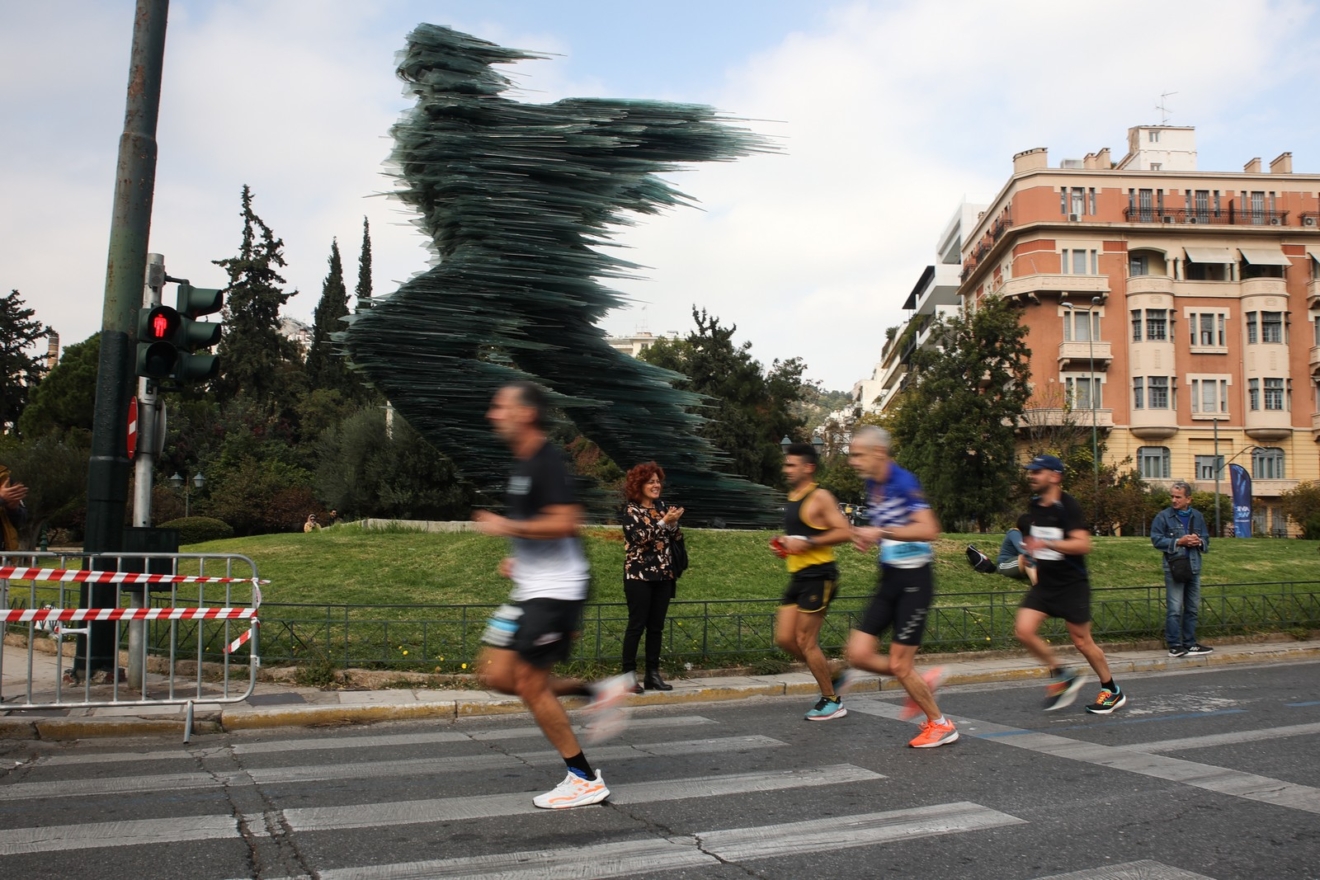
1000, 273, 1109, 301
1312, 345, 1320, 377
1122, 205, 1290, 227
1130, 408, 1177, 440
1126, 275, 1174, 295
1309, 279, 1320, 309
1250, 479, 1301, 499
1244, 409, 1293, 442
1313, 411, 1320, 440
1241, 277, 1288, 297
1301, 212, 1320, 230
1018, 408, 1113, 430
1058, 340, 1112, 370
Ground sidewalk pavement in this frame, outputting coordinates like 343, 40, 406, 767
3, 636, 1319, 740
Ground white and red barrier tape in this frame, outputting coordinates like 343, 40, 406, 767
2, 607, 258, 624
0, 566, 268, 586
225, 622, 258, 655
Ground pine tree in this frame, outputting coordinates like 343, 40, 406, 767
0, 289, 51, 434
889, 295, 1032, 531
212, 186, 299, 406
306, 239, 350, 391
355, 216, 373, 310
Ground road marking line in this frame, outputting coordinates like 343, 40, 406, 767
1286, 700, 1320, 708
0, 815, 238, 857
1032, 859, 1215, 879
847, 697, 1320, 814
279, 802, 1020, 880
1125, 722, 1320, 754
0, 771, 217, 801
283, 763, 884, 832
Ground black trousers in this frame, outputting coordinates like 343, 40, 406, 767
621, 579, 674, 672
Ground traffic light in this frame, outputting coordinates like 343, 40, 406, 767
173, 283, 223, 383
135, 305, 182, 379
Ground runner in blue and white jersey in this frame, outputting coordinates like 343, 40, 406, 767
835, 426, 958, 749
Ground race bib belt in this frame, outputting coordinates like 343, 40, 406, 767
880, 539, 932, 568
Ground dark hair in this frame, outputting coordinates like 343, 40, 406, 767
507, 380, 548, 429
624, 461, 665, 504
785, 442, 818, 467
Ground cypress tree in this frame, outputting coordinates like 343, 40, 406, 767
355, 217, 373, 310
306, 239, 350, 392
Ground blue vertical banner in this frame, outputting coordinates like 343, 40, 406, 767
1229, 463, 1253, 538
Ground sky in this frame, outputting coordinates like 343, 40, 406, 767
3, 0, 1319, 392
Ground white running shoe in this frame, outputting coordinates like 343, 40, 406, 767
583, 672, 633, 744
533, 770, 610, 809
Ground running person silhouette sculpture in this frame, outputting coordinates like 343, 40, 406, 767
345, 25, 778, 525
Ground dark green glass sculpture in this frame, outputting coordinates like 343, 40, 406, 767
344, 24, 778, 525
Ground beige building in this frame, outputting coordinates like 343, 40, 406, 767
953, 125, 1319, 535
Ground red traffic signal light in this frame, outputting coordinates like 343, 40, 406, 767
135, 305, 183, 379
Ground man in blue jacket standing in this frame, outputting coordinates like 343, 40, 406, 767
1151, 481, 1212, 657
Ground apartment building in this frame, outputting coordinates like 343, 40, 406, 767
956, 125, 1319, 534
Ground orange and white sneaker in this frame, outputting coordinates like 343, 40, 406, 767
532, 770, 610, 809
908, 718, 959, 749
899, 666, 947, 721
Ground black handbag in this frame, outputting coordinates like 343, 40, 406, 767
1167, 552, 1194, 583
671, 535, 689, 579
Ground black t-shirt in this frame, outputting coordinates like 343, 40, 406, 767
1021, 492, 1089, 588
504, 441, 589, 601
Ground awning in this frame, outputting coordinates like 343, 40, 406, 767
1183, 247, 1234, 264
1305, 246, 1320, 264
1238, 247, 1292, 267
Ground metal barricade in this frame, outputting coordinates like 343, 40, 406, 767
1, 551, 265, 739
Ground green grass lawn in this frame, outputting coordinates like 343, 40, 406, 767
190, 524, 1320, 608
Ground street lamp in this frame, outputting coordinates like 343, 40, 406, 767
812, 434, 825, 456
169, 471, 205, 517
780, 435, 792, 455
1062, 296, 1103, 528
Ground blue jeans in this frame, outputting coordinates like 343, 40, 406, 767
1164, 569, 1201, 648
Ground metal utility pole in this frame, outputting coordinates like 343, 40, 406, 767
80, 0, 169, 680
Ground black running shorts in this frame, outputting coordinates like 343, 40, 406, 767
780, 564, 839, 614
1019, 581, 1092, 625
856, 564, 933, 646
481, 598, 584, 669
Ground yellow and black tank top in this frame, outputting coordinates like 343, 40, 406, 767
784, 483, 836, 574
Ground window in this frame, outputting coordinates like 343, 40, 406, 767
1089, 188, 1097, 215
1250, 190, 1265, 224
1146, 309, 1167, 340
1138, 188, 1153, 222
1261, 312, 1283, 343
1190, 378, 1229, 414
1061, 249, 1097, 274
1065, 375, 1102, 410
1150, 130, 1160, 143
1193, 189, 1210, 222
1246, 312, 1258, 344
1131, 310, 1143, 341
1249, 378, 1260, 410
1148, 376, 1170, 409
1314, 315, 1320, 347
1150, 162, 1163, 171
1138, 446, 1170, 480
1195, 455, 1223, 481
1061, 187, 1090, 217
1264, 377, 1285, 410
1253, 447, 1285, 480
1063, 309, 1099, 342
1133, 377, 1144, 409
1188, 311, 1227, 348
1130, 254, 1148, 277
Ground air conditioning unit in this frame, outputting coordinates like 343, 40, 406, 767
1269, 217, 1282, 226
1162, 215, 1176, 223
1304, 216, 1317, 227
1068, 212, 1081, 222
1186, 216, 1198, 224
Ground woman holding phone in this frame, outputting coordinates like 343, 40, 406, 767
620, 462, 685, 691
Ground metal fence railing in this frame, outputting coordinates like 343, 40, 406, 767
244, 580, 1320, 670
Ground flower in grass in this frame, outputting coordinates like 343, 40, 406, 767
461, 663, 468, 669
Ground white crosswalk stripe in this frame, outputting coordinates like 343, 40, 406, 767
1033, 860, 1216, 879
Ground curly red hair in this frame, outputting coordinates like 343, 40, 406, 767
624, 461, 666, 504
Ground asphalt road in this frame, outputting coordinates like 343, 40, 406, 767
1, 659, 1317, 880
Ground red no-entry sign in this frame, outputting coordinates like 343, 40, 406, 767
127, 396, 138, 461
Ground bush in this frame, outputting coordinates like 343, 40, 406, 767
159, 516, 235, 545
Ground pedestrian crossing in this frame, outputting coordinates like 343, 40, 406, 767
2, 696, 1309, 878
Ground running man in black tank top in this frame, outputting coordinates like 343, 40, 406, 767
773, 443, 854, 721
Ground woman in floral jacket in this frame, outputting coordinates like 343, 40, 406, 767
621, 462, 685, 691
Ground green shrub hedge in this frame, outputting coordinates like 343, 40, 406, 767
159, 516, 235, 545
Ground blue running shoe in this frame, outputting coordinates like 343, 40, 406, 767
805, 696, 848, 721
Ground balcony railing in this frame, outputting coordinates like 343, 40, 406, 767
1122, 205, 1290, 227
1058, 340, 1113, 369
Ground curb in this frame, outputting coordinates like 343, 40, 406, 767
4, 643, 1317, 740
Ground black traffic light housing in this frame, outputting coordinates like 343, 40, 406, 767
133, 280, 225, 385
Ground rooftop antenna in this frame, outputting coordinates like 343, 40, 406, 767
1156, 91, 1178, 125
636, 305, 650, 334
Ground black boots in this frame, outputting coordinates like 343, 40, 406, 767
643, 668, 673, 691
